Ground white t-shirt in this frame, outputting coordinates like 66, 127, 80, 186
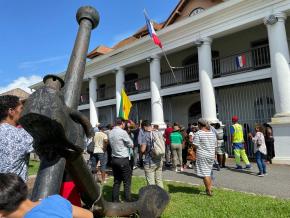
93, 132, 108, 153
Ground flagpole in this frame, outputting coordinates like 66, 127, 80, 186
161, 48, 178, 84
144, 8, 179, 84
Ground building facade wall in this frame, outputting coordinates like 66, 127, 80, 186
98, 105, 116, 125
175, 0, 223, 23
97, 74, 115, 87
75, 1, 290, 163
216, 79, 275, 157
212, 24, 268, 57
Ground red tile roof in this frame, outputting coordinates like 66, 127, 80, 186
87, 0, 223, 59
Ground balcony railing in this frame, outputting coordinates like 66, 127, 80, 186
213, 44, 270, 77
79, 45, 272, 106
124, 77, 150, 95
161, 63, 199, 88
97, 86, 115, 101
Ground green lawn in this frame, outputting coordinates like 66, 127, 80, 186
28, 162, 290, 218
103, 176, 290, 218
28, 160, 40, 176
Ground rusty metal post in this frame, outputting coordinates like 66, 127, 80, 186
63, 6, 99, 109
60, 6, 102, 207
30, 76, 66, 201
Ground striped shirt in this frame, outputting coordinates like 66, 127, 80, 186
193, 130, 217, 159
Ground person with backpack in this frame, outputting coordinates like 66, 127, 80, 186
140, 120, 165, 188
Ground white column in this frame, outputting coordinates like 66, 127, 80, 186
149, 55, 166, 129
89, 76, 99, 126
264, 12, 290, 164
115, 67, 125, 116
264, 12, 290, 119
197, 37, 218, 123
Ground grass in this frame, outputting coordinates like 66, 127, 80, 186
28, 160, 40, 176
102, 176, 290, 218
28, 162, 290, 217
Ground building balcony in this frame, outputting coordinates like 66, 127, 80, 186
79, 94, 89, 105
161, 63, 199, 88
97, 85, 115, 101
124, 76, 150, 95
213, 44, 270, 77
80, 44, 271, 105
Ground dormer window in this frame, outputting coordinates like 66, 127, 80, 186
189, 7, 205, 16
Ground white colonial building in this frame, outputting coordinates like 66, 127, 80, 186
31, 0, 290, 163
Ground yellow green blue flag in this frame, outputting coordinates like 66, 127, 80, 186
118, 88, 132, 120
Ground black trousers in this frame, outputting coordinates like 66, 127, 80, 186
111, 157, 132, 202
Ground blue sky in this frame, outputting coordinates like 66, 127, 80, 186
0, 0, 179, 93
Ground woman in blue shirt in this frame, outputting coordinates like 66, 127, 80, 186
0, 173, 93, 218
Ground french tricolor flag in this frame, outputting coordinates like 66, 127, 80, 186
144, 10, 163, 48
236, 54, 246, 68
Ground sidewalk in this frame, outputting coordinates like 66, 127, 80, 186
133, 158, 290, 199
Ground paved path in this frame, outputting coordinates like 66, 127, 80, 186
133, 159, 290, 199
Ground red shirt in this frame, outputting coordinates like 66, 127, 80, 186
164, 127, 173, 145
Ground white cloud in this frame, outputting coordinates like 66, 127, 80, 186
18, 55, 67, 71
0, 75, 42, 94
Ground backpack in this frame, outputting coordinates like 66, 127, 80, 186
151, 131, 165, 158
87, 140, 95, 154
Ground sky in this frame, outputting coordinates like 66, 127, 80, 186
0, 0, 179, 93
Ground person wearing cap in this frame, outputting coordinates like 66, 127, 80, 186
170, 124, 184, 172
230, 116, 251, 169
193, 118, 217, 196
140, 120, 164, 188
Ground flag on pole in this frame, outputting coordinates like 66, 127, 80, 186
118, 89, 132, 120
144, 10, 163, 48
235, 54, 246, 68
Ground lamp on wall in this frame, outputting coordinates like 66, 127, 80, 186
264, 14, 278, 25
146, 57, 153, 63
195, 39, 203, 46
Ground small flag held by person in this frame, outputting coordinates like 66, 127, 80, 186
118, 88, 132, 120
236, 54, 246, 68
144, 10, 163, 48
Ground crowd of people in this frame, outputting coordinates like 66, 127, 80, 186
88, 115, 276, 199
0, 94, 276, 217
